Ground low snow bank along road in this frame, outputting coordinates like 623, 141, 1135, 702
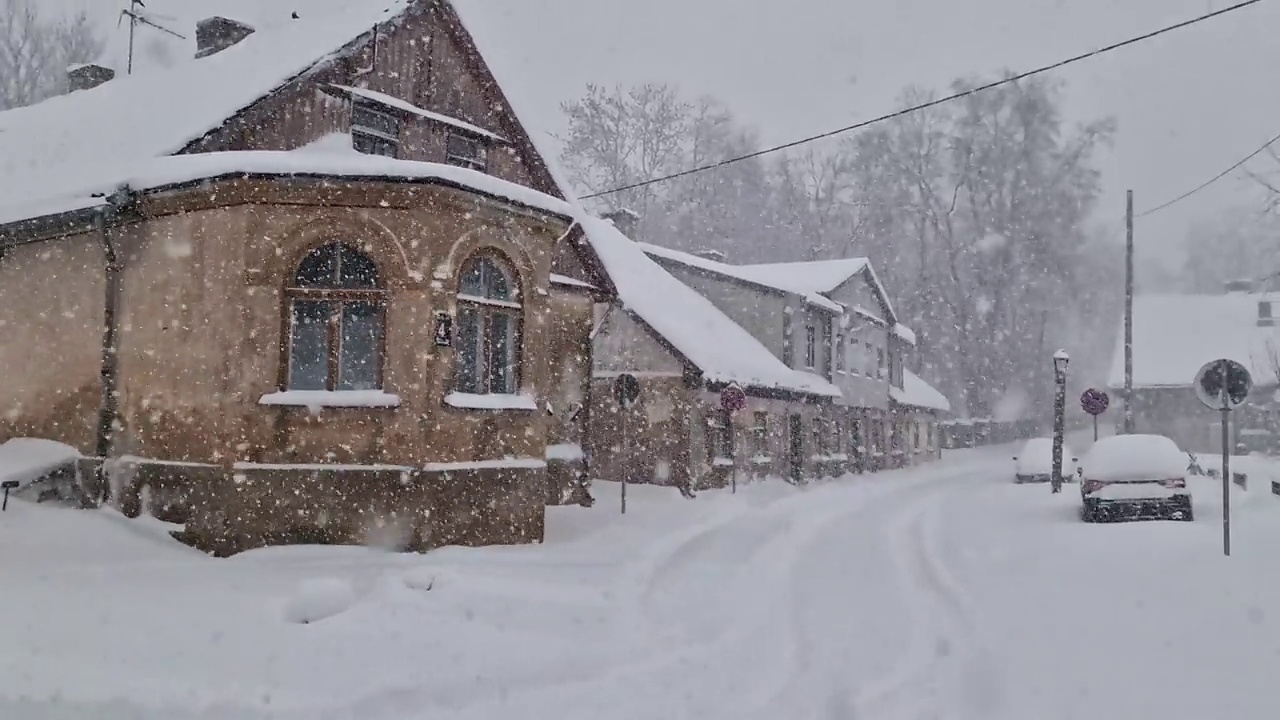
4, 447, 1280, 719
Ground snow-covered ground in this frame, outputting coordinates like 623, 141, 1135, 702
2, 445, 1279, 719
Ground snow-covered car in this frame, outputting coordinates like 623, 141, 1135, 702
1078, 434, 1192, 523
1012, 437, 1077, 484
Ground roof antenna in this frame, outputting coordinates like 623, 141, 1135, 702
118, 0, 186, 75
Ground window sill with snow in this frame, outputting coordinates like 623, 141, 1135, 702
444, 392, 538, 411
258, 390, 402, 409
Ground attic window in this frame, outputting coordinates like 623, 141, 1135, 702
352, 102, 400, 157
446, 132, 488, 172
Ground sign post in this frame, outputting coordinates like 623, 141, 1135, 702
613, 373, 641, 515
720, 383, 747, 493
1080, 388, 1110, 442
1194, 359, 1252, 557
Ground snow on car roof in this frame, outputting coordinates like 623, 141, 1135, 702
1080, 434, 1186, 482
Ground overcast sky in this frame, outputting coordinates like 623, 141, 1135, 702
58, 0, 1280, 275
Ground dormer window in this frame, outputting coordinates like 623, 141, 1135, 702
352, 102, 400, 157
446, 132, 488, 172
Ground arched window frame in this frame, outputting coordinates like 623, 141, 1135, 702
453, 252, 522, 395
282, 242, 388, 392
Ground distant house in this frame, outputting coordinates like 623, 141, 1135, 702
0, 1, 614, 554
588, 228, 950, 490
1108, 286, 1280, 453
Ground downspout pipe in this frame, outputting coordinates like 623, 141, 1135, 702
94, 187, 132, 503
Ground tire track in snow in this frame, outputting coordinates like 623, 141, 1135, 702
851, 471, 1004, 720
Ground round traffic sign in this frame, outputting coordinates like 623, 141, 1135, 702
1080, 388, 1109, 416
1193, 359, 1251, 411
720, 383, 747, 413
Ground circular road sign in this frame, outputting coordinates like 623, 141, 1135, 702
720, 383, 747, 413
1080, 388, 1109, 416
613, 373, 641, 408
1194, 359, 1252, 411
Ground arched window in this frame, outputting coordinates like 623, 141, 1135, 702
285, 243, 386, 391
454, 253, 521, 394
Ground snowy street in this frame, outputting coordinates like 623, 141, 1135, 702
3, 445, 1279, 719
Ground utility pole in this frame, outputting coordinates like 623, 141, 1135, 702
1123, 190, 1135, 434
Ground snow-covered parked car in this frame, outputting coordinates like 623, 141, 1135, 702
1078, 434, 1192, 523
1012, 437, 1077, 483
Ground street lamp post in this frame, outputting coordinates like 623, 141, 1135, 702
1051, 349, 1070, 494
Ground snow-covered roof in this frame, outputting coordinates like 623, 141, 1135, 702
1107, 293, 1280, 389
637, 243, 843, 312
892, 323, 917, 346
890, 369, 952, 413
0, 438, 80, 490
581, 215, 840, 398
0, 1, 417, 215
734, 258, 869, 294
0, 136, 573, 230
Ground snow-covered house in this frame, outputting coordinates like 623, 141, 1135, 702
587, 219, 841, 489
637, 244, 948, 470
1108, 289, 1280, 454
0, 0, 613, 554
589, 235, 948, 488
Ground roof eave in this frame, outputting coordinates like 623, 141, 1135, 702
0, 171, 574, 245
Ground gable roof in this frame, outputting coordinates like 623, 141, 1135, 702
0, 1, 618, 297
580, 216, 840, 399
0, 1, 416, 216
635, 244, 907, 332
734, 258, 869, 295
736, 258, 901, 325
1107, 293, 1280, 389
636, 243, 844, 312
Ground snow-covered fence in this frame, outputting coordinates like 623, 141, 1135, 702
940, 418, 1040, 449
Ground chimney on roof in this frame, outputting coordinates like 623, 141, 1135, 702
1259, 300, 1274, 327
1225, 278, 1255, 294
601, 208, 640, 237
694, 248, 727, 263
195, 16, 255, 58
67, 63, 115, 92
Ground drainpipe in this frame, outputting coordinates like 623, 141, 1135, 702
94, 189, 130, 503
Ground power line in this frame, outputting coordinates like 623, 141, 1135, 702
582, 0, 1264, 200
1136, 128, 1280, 218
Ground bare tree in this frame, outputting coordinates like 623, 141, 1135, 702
0, 0, 102, 110
838, 77, 1114, 417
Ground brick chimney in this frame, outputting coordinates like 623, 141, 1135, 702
601, 208, 639, 237
1224, 278, 1254, 294
1259, 300, 1274, 328
196, 17, 255, 58
67, 63, 115, 92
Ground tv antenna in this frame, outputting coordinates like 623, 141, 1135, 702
118, 0, 186, 75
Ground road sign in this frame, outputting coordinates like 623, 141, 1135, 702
1194, 359, 1251, 411
613, 373, 640, 408
720, 383, 747, 413
1080, 388, 1109, 416
1192, 358, 1252, 558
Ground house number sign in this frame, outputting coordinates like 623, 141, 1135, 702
434, 311, 453, 347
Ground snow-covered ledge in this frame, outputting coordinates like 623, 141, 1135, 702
444, 392, 538, 411
424, 458, 547, 472
258, 390, 402, 409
